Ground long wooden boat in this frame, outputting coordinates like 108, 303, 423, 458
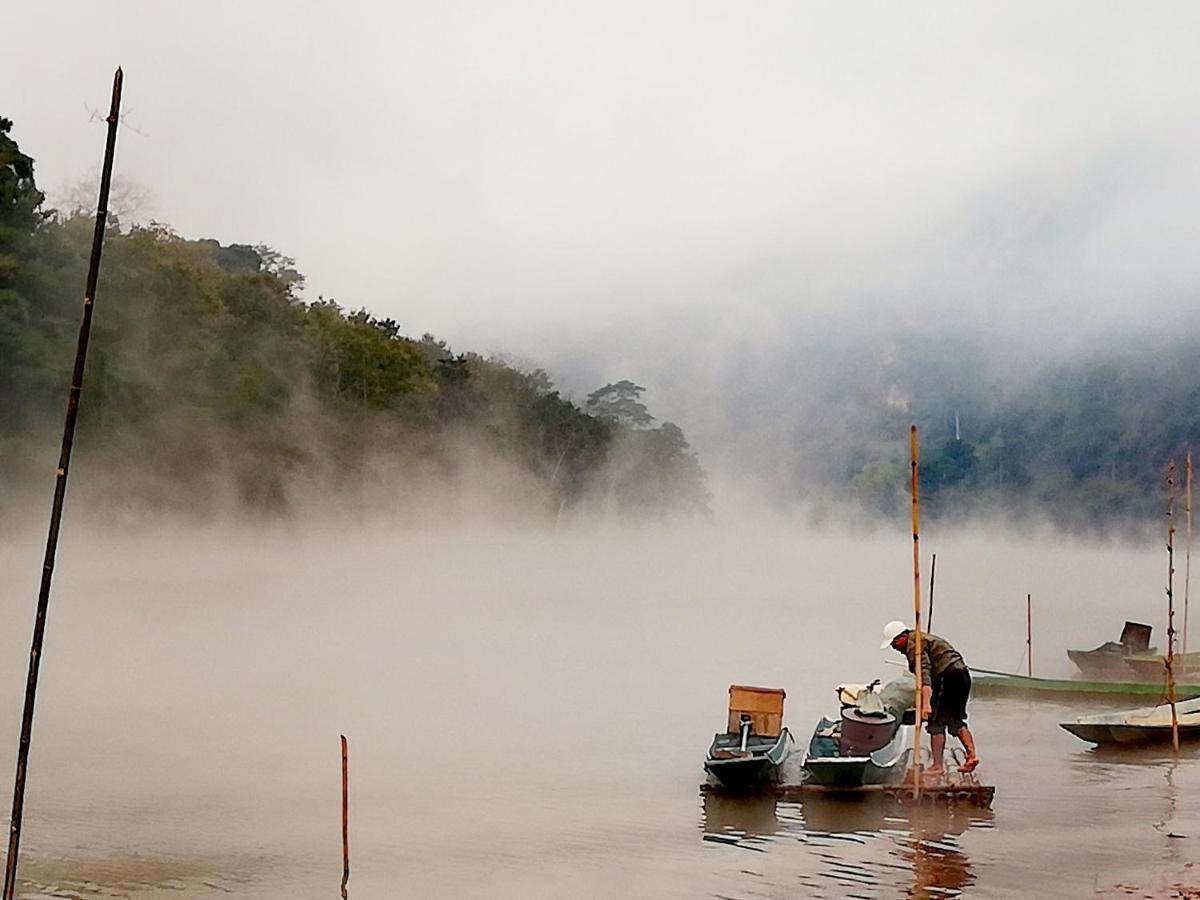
1066, 621, 1153, 679
1122, 651, 1200, 682
970, 667, 1200, 701
1060, 697, 1200, 744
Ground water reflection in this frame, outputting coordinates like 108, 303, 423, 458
1066, 740, 1200, 791
808, 798, 992, 899
701, 794, 993, 898
701, 793, 780, 844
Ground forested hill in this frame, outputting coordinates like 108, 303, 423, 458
657, 317, 1200, 532
0, 117, 707, 522
804, 331, 1200, 531
6, 112, 1194, 532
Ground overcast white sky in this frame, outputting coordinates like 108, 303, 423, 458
6, 2, 1200, 402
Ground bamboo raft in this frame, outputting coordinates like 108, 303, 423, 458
700, 778, 995, 808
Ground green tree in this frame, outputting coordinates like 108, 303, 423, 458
586, 380, 654, 429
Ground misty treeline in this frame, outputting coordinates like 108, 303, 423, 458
711, 321, 1200, 532
0, 118, 707, 521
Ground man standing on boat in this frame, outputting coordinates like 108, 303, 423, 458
880, 621, 980, 774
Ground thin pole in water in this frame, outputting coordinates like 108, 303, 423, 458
1167, 461, 1180, 753
1026, 594, 1032, 678
2, 67, 123, 900
341, 735, 350, 900
927, 553, 937, 633
1185, 449, 1192, 659
909, 426, 923, 799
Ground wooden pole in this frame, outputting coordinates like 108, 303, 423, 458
910, 426, 923, 798
1185, 449, 1192, 660
341, 735, 350, 900
2, 68, 123, 900
927, 553, 937, 632
1167, 462, 1180, 753
1026, 594, 1032, 678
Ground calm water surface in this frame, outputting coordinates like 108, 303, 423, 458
0, 522, 1195, 898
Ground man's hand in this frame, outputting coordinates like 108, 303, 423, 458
920, 685, 933, 721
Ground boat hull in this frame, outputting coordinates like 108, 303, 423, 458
1067, 646, 1138, 679
802, 752, 911, 787
801, 714, 913, 789
971, 668, 1200, 701
1123, 651, 1200, 682
1060, 722, 1200, 745
1060, 697, 1200, 745
703, 754, 775, 789
704, 728, 794, 790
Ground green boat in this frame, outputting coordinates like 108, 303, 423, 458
800, 677, 916, 788
971, 667, 1200, 701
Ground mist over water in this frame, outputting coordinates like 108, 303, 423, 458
7, 4, 1200, 895
0, 515, 1194, 897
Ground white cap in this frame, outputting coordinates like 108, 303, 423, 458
880, 620, 909, 649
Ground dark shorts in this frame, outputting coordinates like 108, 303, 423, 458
927, 666, 970, 735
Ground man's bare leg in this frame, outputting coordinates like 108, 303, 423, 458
927, 732, 946, 774
956, 726, 980, 772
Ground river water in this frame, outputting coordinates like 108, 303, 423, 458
0, 520, 1195, 898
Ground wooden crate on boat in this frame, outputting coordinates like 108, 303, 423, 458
727, 685, 785, 736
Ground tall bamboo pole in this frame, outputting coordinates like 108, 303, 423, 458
341, 735, 350, 900
2, 68, 123, 900
910, 426, 923, 798
1166, 461, 1180, 753
1185, 450, 1192, 659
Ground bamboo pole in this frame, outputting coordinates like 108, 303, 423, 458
910, 426, 923, 798
341, 735, 350, 900
927, 553, 937, 632
1026, 594, 1032, 678
1167, 462, 1180, 753
1185, 449, 1192, 659
2, 68, 123, 900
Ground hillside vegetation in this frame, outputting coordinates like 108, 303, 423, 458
0, 117, 707, 521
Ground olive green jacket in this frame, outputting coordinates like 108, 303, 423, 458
905, 632, 965, 685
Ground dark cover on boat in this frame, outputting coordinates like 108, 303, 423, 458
840, 709, 898, 756
1120, 622, 1152, 652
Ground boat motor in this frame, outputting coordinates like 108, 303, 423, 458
738, 714, 753, 753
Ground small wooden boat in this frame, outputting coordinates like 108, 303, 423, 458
800, 678, 915, 788
1060, 697, 1200, 745
704, 685, 794, 790
1066, 621, 1154, 678
970, 668, 1200, 701
1122, 650, 1200, 682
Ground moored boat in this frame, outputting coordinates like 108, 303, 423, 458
704, 685, 794, 790
970, 667, 1200, 701
1122, 650, 1200, 682
1066, 621, 1154, 679
1060, 697, 1200, 745
800, 678, 915, 788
